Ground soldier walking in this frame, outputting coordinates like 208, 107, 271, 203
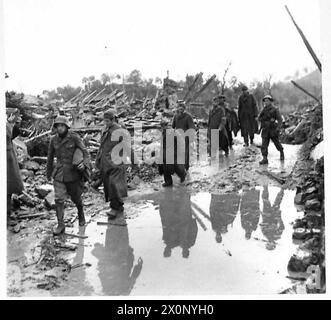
222, 95, 239, 150
238, 85, 258, 146
171, 100, 195, 171
159, 120, 186, 187
47, 116, 90, 235
95, 110, 128, 218
208, 95, 229, 156
258, 95, 284, 165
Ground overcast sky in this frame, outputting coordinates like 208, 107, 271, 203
3, 0, 321, 94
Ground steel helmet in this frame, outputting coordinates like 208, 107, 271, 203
53, 115, 71, 128
262, 94, 274, 102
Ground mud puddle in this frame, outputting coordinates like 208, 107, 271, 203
52, 184, 303, 296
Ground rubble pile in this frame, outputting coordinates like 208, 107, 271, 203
287, 156, 325, 293
9, 161, 54, 225
280, 103, 322, 145
127, 163, 159, 185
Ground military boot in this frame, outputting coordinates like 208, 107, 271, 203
77, 203, 86, 226
280, 150, 285, 160
259, 157, 268, 165
53, 201, 65, 235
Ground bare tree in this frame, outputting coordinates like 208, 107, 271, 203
220, 61, 232, 94
263, 74, 273, 95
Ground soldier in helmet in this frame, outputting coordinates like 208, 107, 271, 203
258, 95, 284, 165
46, 115, 90, 235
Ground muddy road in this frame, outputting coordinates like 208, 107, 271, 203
8, 136, 305, 296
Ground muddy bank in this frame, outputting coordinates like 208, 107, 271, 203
283, 140, 325, 293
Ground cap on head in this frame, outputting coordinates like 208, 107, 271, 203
103, 109, 116, 120
54, 115, 71, 128
242, 85, 248, 91
262, 94, 274, 102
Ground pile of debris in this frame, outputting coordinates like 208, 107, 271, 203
9, 159, 56, 229
287, 156, 325, 293
281, 103, 322, 145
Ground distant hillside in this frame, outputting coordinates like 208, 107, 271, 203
296, 69, 322, 97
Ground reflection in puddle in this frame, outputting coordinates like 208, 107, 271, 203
209, 192, 241, 243
160, 189, 197, 259
91, 223, 143, 295
261, 187, 285, 251
53, 185, 302, 296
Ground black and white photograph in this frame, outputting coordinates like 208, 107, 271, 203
1, 0, 330, 300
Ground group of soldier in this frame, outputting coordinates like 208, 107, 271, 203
7, 85, 284, 236
167, 85, 284, 179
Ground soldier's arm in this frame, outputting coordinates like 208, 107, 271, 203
46, 138, 55, 180
74, 134, 91, 168
171, 115, 176, 129
187, 114, 195, 130
258, 110, 268, 128
258, 110, 263, 122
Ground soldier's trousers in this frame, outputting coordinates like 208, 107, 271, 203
243, 133, 254, 145
226, 126, 233, 147
54, 180, 83, 206
261, 135, 283, 157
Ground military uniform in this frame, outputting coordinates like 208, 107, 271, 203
238, 89, 258, 145
7, 122, 24, 217
172, 109, 195, 170
7, 122, 24, 197
224, 105, 240, 147
207, 103, 229, 155
159, 126, 186, 187
95, 122, 128, 212
258, 101, 284, 162
47, 116, 90, 234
